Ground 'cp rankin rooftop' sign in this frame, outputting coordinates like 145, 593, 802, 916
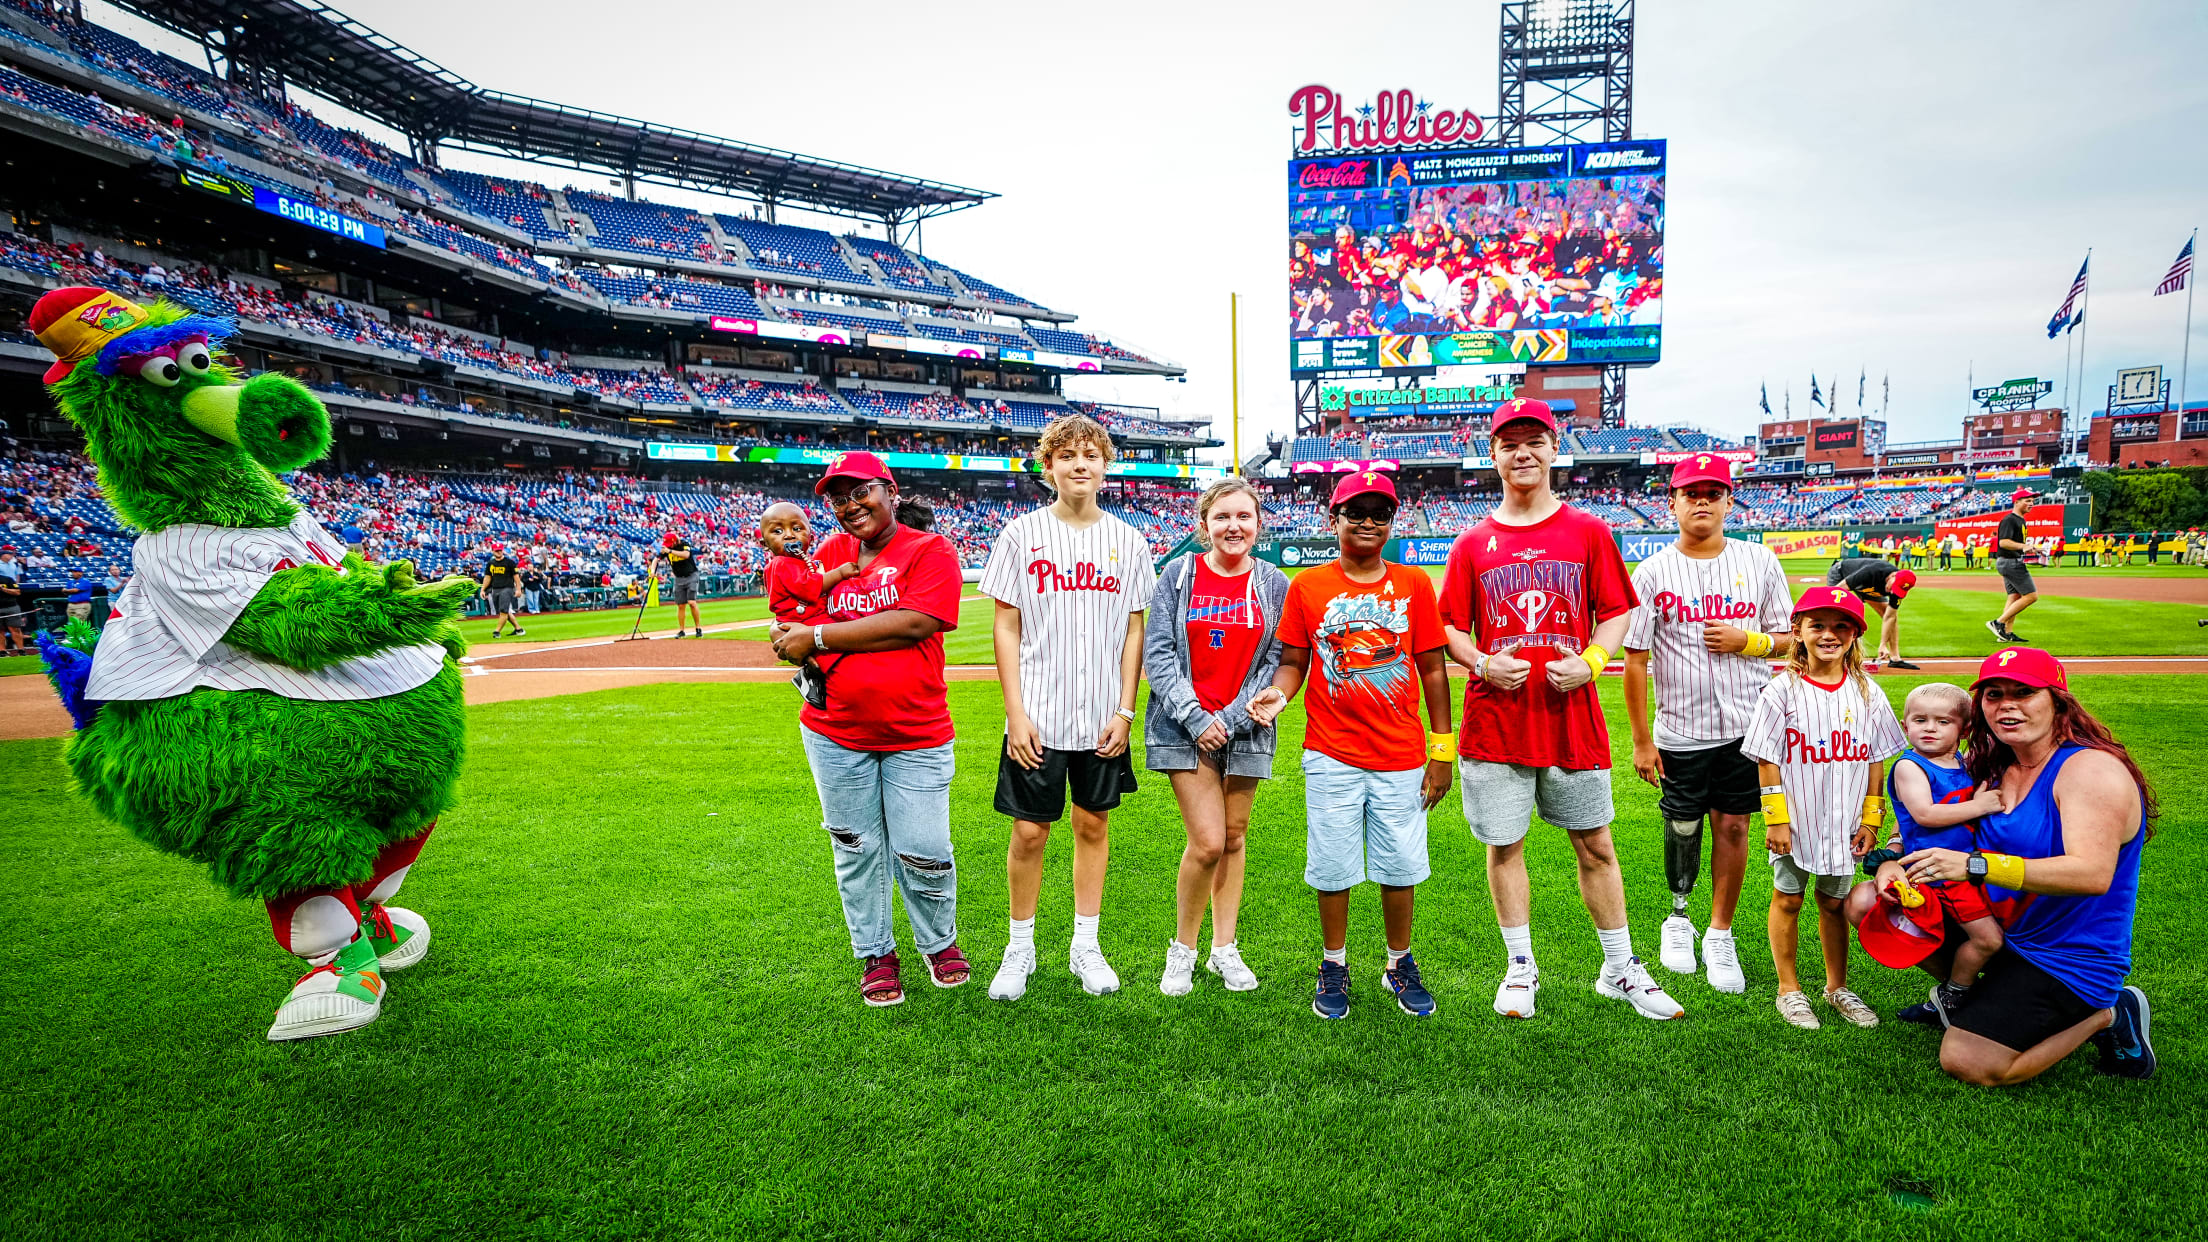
1289, 84, 1487, 154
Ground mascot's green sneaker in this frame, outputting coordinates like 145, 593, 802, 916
268, 934, 385, 1042
364, 904, 432, 973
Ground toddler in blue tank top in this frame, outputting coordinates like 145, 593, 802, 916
1865, 683, 2005, 1020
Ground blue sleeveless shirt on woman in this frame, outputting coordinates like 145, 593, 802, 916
1888, 750, 1977, 854
1974, 746, 2144, 1009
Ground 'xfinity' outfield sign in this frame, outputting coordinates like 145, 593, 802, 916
1320, 382, 1518, 412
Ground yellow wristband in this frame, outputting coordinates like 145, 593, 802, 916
1760, 790, 1790, 825
1426, 732, 1457, 763
1860, 795, 1885, 830
1742, 631, 1773, 658
1983, 852, 2026, 889
1581, 644, 1610, 679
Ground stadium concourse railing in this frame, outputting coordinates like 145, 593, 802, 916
456, 573, 764, 621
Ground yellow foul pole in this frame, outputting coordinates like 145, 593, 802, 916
1230, 292, 1241, 475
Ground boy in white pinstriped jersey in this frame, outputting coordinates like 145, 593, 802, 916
982, 415, 1156, 1000
1621, 454, 1794, 995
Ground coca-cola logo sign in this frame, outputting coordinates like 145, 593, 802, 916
1290, 84, 1486, 154
1297, 160, 1373, 189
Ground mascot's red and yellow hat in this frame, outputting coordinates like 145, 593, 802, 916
27, 286, 152, 384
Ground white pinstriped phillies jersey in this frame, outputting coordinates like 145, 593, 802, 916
980, 507, 1157, 751
1740, 672, 1906, 876
1622, 540, 1794, 749
87, 514, 446, 702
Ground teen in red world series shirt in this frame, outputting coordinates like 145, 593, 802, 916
1439, 398, 1683, 1022
1622, 454, 1794, 996
1741, 587, 1906, 1031
981, 415, 1157, 1002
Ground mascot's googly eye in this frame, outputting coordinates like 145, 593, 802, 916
175, 339, 213, 376
130, 353, 182, 387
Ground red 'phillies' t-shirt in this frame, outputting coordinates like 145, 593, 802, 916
763, 554, 827, 623
1440, 503, 1636, 770
1277, 560, 1444, 773
1185, 558, 1264, 714
799, 524, 963, 752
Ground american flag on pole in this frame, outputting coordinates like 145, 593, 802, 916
2047, 257, 2089, 337
2154, 237, 2193, 296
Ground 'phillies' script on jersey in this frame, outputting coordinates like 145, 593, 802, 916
1650, 590, 1760, 624
1027, 558, 1122, 594
1783, 726, 1874, 765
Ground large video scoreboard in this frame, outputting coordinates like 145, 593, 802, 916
1288, 139, 1665, 376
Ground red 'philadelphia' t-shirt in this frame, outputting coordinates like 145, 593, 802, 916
1184, 558, 1264, 714
799, 524, 964, 752
1439, 503, 1637, 770
763, 554, 827, 623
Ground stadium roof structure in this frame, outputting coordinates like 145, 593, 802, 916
104, 0, 997, 225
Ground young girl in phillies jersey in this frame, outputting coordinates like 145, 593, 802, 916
1741, 586, 1905, 1031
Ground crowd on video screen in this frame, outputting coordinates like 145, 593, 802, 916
1290, 174, 1665, 339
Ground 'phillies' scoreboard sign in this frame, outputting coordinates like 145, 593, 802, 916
1289, 84, 1486, 153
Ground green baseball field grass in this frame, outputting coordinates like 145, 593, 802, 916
1, 676, 2197, 1238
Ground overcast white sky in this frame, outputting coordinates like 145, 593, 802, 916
93, 0, 2208, 457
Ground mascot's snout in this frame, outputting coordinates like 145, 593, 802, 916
181, 373, 332, 473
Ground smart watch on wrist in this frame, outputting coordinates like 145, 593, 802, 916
1965, 851, 1988, 884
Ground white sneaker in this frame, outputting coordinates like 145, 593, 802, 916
1206, 942, 1259, 992
1493, 955, 1540, 1018
1702, 930, 1746, 994
1824, 986, 1880, 1028
1776, 990, 1820, 1029
1069, 943, 1120, 995
1596, 956, 1685, 1020
1658, 914, 1697, 975
987, 944, 1036, 1001
1160, 941, 1198, 996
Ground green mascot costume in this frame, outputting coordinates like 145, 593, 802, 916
29, 286, 475, 1041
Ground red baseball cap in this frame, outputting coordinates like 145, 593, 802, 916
1973, 646, 2067, 692
1491, 396, 1557, 436
1857, 884, 1949, 969
1888, 568, 1918, 598
815, 449, 896, 496
1330, 468, 1399, 508
1669, 453, 1733, 491
2010, 488, 2036, 503
662, 532, 681, 547
1792, 584, 1866, 629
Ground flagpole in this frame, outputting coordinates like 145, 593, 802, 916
2180, 229, 2198, 426
2073, 249, 2092, 460
1229, 291, 1241, 475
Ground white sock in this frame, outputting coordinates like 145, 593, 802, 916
1169, 938, 1193, 953
1322, 945, 1346, 966
1597, 924, 1634, 975
1705, 925, 1733, 941
1008, 916, 1035, 953
1387, 945, 1410, 968
1071, 912, 1100, 950
1500, 922, 1534, 964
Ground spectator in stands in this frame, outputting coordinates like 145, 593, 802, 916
0, 545, 27, 654
65, 569, 95, 625
1143, 477, 1287, 998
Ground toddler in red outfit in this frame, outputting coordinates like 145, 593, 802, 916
759, 502, 857, 706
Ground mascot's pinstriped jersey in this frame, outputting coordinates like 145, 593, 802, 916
30, 285, 477, 1042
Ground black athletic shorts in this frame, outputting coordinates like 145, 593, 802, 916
994, 742, 1138, 823
1948, 946, 2099, 1052
1657, 737, 1761, 821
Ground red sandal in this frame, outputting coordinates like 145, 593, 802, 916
926, 942, 971, 988
861, 953, 904, 1007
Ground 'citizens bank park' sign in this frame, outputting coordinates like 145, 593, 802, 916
1289, 84, 1485, 154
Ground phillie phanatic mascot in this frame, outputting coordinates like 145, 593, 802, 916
29, 286, 475, 1041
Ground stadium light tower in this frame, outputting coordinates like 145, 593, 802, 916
1499, 0, 1638, 426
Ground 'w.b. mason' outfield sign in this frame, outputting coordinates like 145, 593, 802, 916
1971, 377, 2054, 413
1289, 85, 1486, 153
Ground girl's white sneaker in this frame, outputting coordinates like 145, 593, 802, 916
1206, 942, 1259, 992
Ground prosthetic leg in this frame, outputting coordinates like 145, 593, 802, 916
1657, 816, 1705, 975
263, 825, 436, 1041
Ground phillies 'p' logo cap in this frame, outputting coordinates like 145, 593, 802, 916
1973, 646, 2066, 691
1493, 396, 1557, 436
1792, 585, 1866, 628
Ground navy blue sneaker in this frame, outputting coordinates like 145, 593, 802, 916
2093, 985, 2155, 1079
1383, 952, 1438, 1016
1895, 999, 1941, 1027
1312, 959, 1350, 1019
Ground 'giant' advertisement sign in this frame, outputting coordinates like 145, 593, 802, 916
1813, 424, 1860, 451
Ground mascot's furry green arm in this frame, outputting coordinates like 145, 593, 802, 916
29, 285, 474, 1042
